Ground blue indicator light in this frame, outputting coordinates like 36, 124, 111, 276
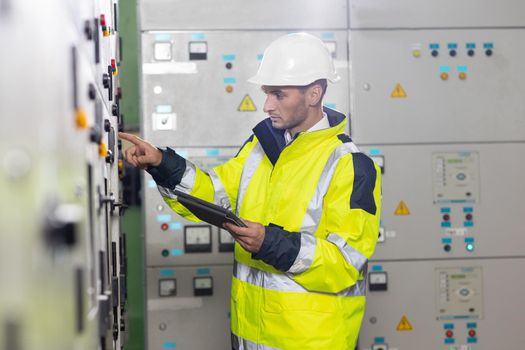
191, 33, 205, 40
222, 54, 236, 61
369, 148, 381, 156
197, 268, 210, 275
223, 77, 236, 84
439, 65, 451, 73
441, 237, 452, 244
155, 34, 172, 42
441, 222, 452, 228
457, 65, 468, 73
483, 42, 494, 49
171, 249, 183, 256
156, 105, 173, 113
169, 223, 183, 230
206, 148, 220, 156
440, 207, 451, 213
466, 43, 476, 49
160, 269, 175, 277
429, 43, 440, 49
464, 221, 474, 227
463, 207, 473, 213
176, 150, 188, 159
157, 214, 172, 222
372, 265, 383, 272
443, 323, 455, 329
466, 243, 475, 252
374, 337, 385, 344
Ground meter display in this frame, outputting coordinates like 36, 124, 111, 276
184, 225, 212, 253
219, 229, 235, 252
193, 276, 213, 296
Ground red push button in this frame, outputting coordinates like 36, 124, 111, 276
469, 329, 476, 337
446, 330, 454, 338
161, 223, 169, 231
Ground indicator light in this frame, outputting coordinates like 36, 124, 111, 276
161, 223, 169, 231
225, 85, 234, 93
469, 329, 476, 337
412, 50, 421, 58
443, 214, 450, 221
225, 62, 233, 69
466, 243, 475, 252
446, 330, 454, 338
459, 72, 467, 80
99, 143, 108, 157
485, 49, 493, 57
440, 72, 449, 80
449, 50, 457, 57
161, 249, 170, 257
431, 50, 439, 57
75, 109, 88, 129
467, 49, 475, 57
465, 213, 473, 221
443, 244, 452, 252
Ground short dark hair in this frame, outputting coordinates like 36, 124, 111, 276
299, 79, 328, 103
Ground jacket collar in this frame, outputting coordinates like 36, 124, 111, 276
253, 107, 347, 165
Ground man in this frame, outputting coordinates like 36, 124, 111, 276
121, 33, 381, 350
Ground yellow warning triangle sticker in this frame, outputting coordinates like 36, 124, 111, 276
396, 315, 413, 331
238, 94, 257, 112
394, 200, 410, 216
391, 83, 407, 98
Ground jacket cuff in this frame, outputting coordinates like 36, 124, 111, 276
146, 148, 186, 190
251, 225, 301, 272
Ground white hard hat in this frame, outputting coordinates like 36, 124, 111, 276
248, 32, 340, 86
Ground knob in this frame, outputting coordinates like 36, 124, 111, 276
103, 73, 110, 88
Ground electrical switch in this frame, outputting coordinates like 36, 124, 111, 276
193, 276, 213, 296
368, 272, 388, 291
159, 279, 176, 297
154, 42, 172, 61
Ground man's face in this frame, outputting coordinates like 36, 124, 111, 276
262, 86, 309, 132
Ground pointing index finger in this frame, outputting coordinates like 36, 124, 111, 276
119, 132, 144, 145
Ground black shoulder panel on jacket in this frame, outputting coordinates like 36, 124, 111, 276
252, 118, 286, 165
337, 134, 353, 143
252, 225, 301, 272
235, 134, 255, 158
350, 153, 377, 215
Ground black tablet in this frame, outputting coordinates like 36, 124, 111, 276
173, 190, 247, 228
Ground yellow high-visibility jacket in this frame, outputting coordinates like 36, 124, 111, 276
148, 108, 381, 350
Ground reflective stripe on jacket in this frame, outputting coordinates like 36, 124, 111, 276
150, 107, 382, 350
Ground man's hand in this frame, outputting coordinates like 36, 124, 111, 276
119, 132, 162, 169
224, 220, 265, 253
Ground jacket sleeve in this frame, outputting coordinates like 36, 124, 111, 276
147, 136, 258, 221
252, 152, 381, 294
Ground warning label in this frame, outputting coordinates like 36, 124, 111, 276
396, 315, 413, 331
394, 200, 410, 216
391, 83, 407, 98
238, 94, 257, 112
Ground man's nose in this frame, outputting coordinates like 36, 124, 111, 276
263, 95, 274, 114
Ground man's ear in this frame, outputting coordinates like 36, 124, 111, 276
307, 84, 323, 106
